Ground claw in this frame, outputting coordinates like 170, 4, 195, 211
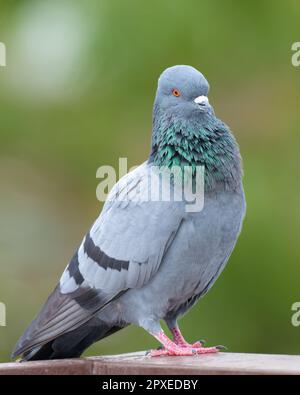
215, 345, 227, 351
146, 345, 166, 356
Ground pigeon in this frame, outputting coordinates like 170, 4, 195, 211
13, 65, 246, 360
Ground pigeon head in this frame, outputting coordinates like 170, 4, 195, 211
150, 65, 242, 191
154, 65, 212, 120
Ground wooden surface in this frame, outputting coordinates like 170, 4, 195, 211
1, 352, 300, 375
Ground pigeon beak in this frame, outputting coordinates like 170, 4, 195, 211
194, 95, 209, 107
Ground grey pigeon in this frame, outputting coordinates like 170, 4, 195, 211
13, 65, 245, 359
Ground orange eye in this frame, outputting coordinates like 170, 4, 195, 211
172, 88, 181, 97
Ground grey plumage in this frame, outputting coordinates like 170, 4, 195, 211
13, 65, 246, 360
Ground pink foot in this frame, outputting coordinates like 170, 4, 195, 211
149, 347, 194, 357
170, 326, 204, 349
148, 331, 223, 357
149, 345, 221, 357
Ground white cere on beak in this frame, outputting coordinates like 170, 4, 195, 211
194, 95, 209, 105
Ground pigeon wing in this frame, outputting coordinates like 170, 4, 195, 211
13, 163, 183, 357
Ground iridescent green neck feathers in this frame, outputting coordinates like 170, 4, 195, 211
148, 111, 242, 191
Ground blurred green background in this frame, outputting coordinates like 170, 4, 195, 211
0, 0, 300, 362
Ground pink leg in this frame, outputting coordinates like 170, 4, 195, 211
170, 326, 203, 349
148, 331, 222, 357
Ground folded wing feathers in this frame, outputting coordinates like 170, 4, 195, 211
14, 164, 185, 357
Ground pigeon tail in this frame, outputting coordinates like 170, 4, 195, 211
17, 319, 123, 361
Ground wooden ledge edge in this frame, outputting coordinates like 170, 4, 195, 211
1, 352, 300, 375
